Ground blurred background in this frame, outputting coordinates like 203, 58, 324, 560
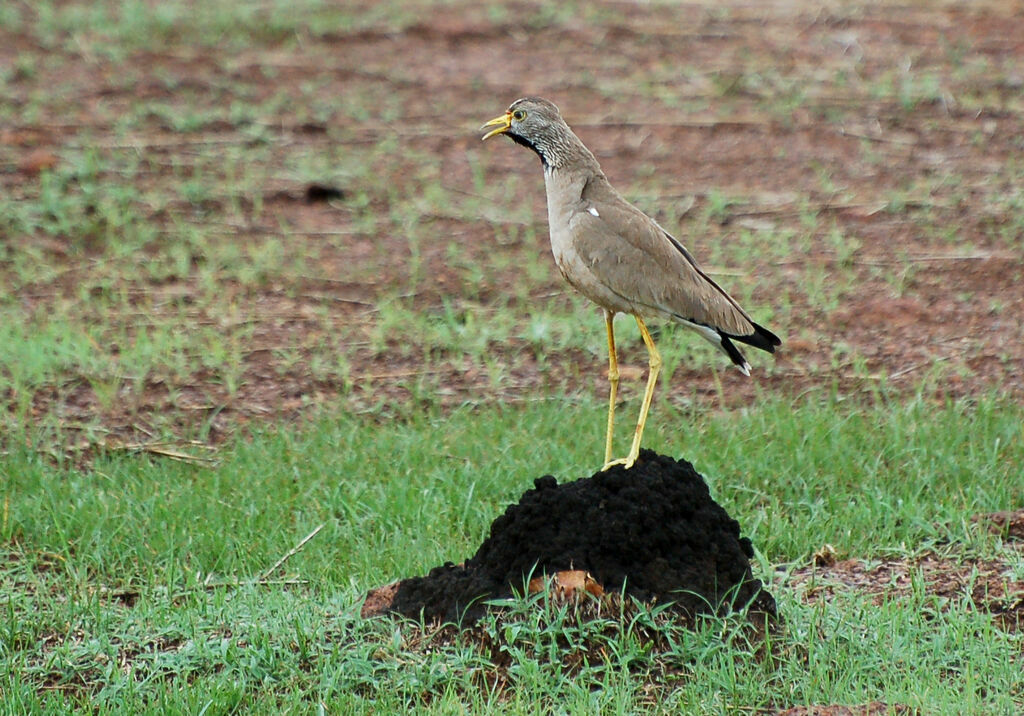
2, 0, 1022, 454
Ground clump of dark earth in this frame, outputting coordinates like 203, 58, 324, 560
305, 182, 344, 202
381, 450, 775, 625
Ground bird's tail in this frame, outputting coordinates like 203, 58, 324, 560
729, 321, 782, 354
717, 322, 781, 376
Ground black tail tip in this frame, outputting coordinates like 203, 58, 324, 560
730, 322, 781, 354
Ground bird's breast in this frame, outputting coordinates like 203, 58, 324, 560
543, 173, 579, 266
543, 203, 637, 314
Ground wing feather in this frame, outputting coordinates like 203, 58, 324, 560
570, 185, 756, 337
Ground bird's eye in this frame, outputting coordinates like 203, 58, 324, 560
511, 109, 527, 121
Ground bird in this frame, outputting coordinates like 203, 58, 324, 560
481, 97, 780, 470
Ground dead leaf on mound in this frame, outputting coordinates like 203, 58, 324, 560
528, 570, 605, 602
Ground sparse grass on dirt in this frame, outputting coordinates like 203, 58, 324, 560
2, 0, 1023, 712
4, 0, 1024, 453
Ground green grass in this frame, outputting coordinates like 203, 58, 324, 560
3, 396, 1022, 712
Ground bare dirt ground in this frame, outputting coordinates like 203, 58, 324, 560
787, 508, 1024, 633
2, 1, 1023, 447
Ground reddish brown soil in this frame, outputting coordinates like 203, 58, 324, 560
786, 509, 1024, 633
365, 450, 773, 624
2, 2, 1024, 445
776, 705, 912, 716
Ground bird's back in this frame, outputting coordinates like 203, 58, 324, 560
545, 167, 760, 340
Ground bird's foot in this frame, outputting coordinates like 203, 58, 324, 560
601, 450, 639, 472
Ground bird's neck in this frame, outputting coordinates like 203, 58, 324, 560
553, 128, 599, 171
518, 124, 599, 173
542, 137, 605, 201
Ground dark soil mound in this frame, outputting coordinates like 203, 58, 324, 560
386, 450, 774, 624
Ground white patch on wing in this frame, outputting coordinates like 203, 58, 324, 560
587, 206, 600, 217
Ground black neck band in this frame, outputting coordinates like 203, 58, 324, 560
508, 133, 549, 169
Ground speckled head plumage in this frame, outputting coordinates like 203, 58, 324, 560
480, 97, 590, 170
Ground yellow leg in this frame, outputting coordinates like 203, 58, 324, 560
603, 310, 619, 466
602, 316, 662, 470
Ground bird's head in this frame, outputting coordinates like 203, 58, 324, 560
480, 97, 572, 168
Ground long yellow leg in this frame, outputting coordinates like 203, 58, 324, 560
602, 316, 662, 470
603, 310, 619, 466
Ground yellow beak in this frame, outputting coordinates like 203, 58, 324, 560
480, 112, 512, 141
